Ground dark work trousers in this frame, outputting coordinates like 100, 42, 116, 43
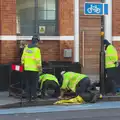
76, 77, 94, 102
41, 80, 60, 98
105, 67, 117, 94
76, 77, 91, 96
24, 71, 39, 100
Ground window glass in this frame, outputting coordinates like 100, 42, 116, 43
16, 0, 34, 35
47, 0, 56, 10
16, 0, 58, 36
47, 11, 56, 20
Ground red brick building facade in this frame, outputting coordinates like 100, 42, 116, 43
0, 0, 119, 75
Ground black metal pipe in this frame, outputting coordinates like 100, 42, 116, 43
34, 0, 38, 34
100, 0, 105, 95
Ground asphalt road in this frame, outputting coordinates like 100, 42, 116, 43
0, 108, 120, 120
1, 101, 120, 120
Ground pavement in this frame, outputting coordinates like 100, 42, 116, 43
0, 92, 20, 106
0, 74, 99, 104
1, 89, 120, 109
1, 75, 120, 119
1, 101, 120, 120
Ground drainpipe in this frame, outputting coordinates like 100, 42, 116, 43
74, 0, 80, 62
104, 0, 112, 43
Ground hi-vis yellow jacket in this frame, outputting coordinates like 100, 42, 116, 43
61, 72, 87, 92
21, 45, 42, 71
39, 74, 59, 90
105, 44, 118, 69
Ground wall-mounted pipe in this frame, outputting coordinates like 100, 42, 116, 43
74, 0, 80, 62
104, 0, 112, 43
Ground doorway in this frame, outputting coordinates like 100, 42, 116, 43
79, 16, 101, 82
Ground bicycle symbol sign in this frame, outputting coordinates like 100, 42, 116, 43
87, 5, 101, 14
84, 2, 108, 15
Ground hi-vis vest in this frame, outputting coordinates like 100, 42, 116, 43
61, 72, 87, 92
21, 45, 41, 71
39, 74, 59, 90
105, 45, 118, 69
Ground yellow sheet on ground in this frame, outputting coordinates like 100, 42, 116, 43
54, 96, 85, 105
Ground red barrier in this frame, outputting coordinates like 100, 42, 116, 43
11, 64, 23, 72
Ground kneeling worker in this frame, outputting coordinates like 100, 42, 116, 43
39, 73, 60, 98
59, 71, 98, 103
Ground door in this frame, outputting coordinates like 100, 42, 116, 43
79, 16, 101, 82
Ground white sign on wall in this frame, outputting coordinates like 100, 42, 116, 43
39, 26, 46, 34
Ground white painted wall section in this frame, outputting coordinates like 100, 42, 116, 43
74, 0, 80, 62
0, 36, 74, 41
104, 0, 112, 43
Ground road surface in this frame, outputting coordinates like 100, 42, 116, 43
0, 102, 120, 120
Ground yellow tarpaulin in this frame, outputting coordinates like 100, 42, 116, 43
54, 96, 85, 105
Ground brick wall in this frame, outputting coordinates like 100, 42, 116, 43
0, 0, 17, 64
39, 0, 74, 62
112, 0, 120, 61
39, 41, 60, 61
112, 0, 120, 36
18, 40, 60, 62
0, 0, 75, 64
79, 0, 101, 74
1, 0, 120, 75
113, 41, 120, 60
59, 0, 74, 61
59, 0, 74, 35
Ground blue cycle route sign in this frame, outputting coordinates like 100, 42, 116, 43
84, 2, 108, 15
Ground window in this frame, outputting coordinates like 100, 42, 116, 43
16, 0, 58, 36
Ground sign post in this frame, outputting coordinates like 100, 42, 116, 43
84, 1, 108, 95
100, 0, 105, 95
